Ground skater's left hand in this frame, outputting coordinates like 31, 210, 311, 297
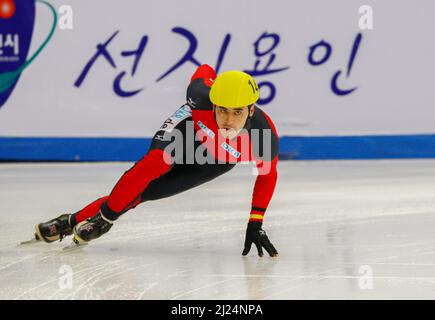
242, 221, 278, 257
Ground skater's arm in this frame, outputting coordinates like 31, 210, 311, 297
243, 155, 279, 257
249, 156, 278, 223
249, 110, 279, 223
243, 153, 279, 258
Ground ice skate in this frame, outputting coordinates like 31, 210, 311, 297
62, 238, 88, 252
21, 214, 73, 245
69, 211, 113, 246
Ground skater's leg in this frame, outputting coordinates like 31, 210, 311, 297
69, 145, 171, 227
34, 147, 172, 244
101, 148, 172, 217
73, 162, 235, 244
70, 196, 109, 226
140, 163, 236, 202
36, 109, 188, 245
71, 148, 173, 244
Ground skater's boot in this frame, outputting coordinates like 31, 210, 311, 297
72, 211, 113, 245
35, 214, 73, 243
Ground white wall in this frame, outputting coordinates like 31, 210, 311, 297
0, 0, 434, 137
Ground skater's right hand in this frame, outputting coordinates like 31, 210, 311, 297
242, 221, 278, 257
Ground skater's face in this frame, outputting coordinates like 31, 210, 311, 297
214, 104, 255, 139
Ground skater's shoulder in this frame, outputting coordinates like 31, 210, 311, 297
250, 106, 278, 133
186, 78, 213, 111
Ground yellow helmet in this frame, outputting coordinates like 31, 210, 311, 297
209, 70, 259, 108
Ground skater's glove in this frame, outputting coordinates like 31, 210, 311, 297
242, 221, 278, 257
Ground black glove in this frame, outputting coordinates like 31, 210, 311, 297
242, 221, 278, 257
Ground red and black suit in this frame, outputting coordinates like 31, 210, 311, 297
70, 65, 279, 226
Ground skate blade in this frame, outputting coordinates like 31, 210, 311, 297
19, 232, 42, 246
62, 242, 88, 252
19, 238, 41, 246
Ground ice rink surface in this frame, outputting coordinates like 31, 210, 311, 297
1, 160, 435, 300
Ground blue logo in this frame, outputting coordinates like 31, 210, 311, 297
0, 0, 57, 109
197, 120, 215, 139
174, 105, 191, 119
221, 142, 241, 158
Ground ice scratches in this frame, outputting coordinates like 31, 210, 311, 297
62, 265, 138, 300
3, 161, 435, 299
0, 253, 44, 272
136, 282, 158, 300
13, 259, 118, 300
170, 279, 234, 300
